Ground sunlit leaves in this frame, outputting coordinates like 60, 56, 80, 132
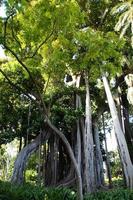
112, 1, 133, 46
69, 28, 124, 77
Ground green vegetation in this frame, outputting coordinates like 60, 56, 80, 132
0, 0, 133, 200
0, 181, 132, 200
84, 189, 133, 200
0, 181, 76, 200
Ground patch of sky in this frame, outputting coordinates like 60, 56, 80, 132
0, 3, 6, 18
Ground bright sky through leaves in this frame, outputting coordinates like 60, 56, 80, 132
0, 4, 6, 58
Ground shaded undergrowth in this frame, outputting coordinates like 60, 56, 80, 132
0, 181, 133, 200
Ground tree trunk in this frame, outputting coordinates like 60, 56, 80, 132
75, 75, 82, 171
115, 92, 125, 133
42, 142, 47, 185
11, 130, 50, 184
46, 119, 83, 200
121, 97, 133, 163
93, 122, 104, 188
57, 164, 75, 187
49, 135, 58, 186
18, 132, 22, 152
83, 71, 96, 193
102, 114, 112, 188
37, 140, 41, 185
116, 89, 133, 163
102, 74, 133, 189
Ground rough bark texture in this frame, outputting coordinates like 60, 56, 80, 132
83, 72, 95, 193
11, 130, 50, 184
94, 122, 104, 188
46, 119, 83, 200
49, 135, 58, 186
116, 88, 133, 163
102, 75, 133, 189
56, 164, 75, 187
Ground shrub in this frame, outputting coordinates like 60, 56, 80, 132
0, 181, 76, 200
84, 189, 133, 200
0, 181, 133, 200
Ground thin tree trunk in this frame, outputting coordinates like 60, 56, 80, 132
50, 135, 55, 185
102, 74, 133, 189
42, 143, 47, 185
37, 142, 41, 184
45, 139, 52, 186
53, 135, 58, 185
19, 132, 22, 152
102, 114, 112, 188
75, 75, 82, 171
83, 71, 95, 193
50, 135, 58, 186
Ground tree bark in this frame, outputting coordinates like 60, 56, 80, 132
11, 130, 50, 184
56, 164, 75, 187
42, 142, 47, 185
75, 75, 82, 171
116, 88, 133, 163
83, 71, 96, 193
102, 74, 133, 189
18, 132, 22, 152
93, 122, 104, 188
46, 119, 83, 200
50, 135, 58, 186
102, 114, 112, 188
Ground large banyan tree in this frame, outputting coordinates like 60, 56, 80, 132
0, 1, 133, 200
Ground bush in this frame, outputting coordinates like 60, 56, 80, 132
0, 181, 76, 200
84, 189, 133, 200
0, 181, 133, 200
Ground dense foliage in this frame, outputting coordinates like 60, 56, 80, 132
0, 0, 133, 200
0, 181, 133, 200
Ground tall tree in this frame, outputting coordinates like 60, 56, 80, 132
102, 74, 133, 189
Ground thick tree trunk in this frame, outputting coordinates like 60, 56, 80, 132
46, 119, 83, 200
11, 130, 50, 184
121, 98, 133, 163
83, 71, 96, 193
57, 164, 75, 187
93, 122, 104, 188
116, 89, 133, 163
115, 93, 125, 133
102, 75, 133, 189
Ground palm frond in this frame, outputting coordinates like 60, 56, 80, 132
115, 11, 130, 31
120, 21, 130, 38
111, 2, 131, 15
113, 1, 133, 44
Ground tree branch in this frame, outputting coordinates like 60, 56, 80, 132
25, 23, 55, 59
3, 10, 54, 114
11, 16, 23, 52
0, 68, 34, 101
3, 9, 16, 45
